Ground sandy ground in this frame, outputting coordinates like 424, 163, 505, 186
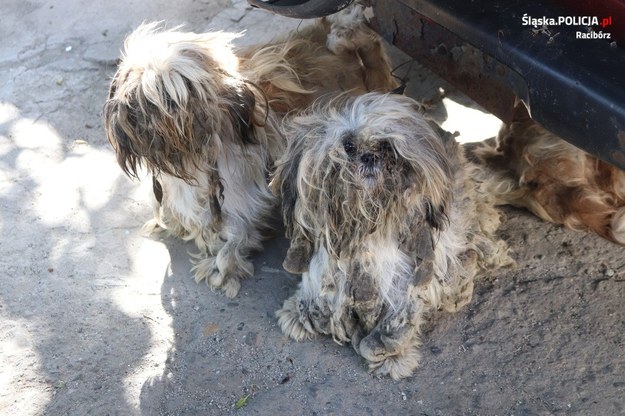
1, 0, 624, 415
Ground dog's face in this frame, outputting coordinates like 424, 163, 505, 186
336, 127, 438, 202
274, 93, 454, 252
340, 130, 399, 190
103, 24, 263, 183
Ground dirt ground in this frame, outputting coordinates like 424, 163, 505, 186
1, 1, 624, 415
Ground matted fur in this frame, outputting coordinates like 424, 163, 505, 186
272, 93, 512, 379
471, 119, 625, 245
103, 4, 397, 298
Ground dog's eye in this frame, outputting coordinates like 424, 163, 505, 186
380, 140, 392, 152
343, 140, 356, 156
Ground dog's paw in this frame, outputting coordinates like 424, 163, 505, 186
368, 344, 421, 380
141, 218, 165, 236
276, 297, 316, 341
191, 255, 243, 298
325, 4, 366, 55
441, 276, 474, 313
282, 245, 311, 274
325, 2, 364, 31
355, 329, 421, 380
356, 330, 396, 363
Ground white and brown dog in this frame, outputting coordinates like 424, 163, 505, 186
103, 5, 397, 297
272, 92, 512, 379
471, 110, 625, 245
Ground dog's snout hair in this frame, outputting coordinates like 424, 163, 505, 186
360, 152, 377, 166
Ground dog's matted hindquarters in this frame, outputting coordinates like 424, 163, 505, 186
103, 3, 397, 298
273, 93, 512, 379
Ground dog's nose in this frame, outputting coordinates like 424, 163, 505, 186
361, 153, 377, 166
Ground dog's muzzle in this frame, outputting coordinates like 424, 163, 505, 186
358, 153, 380, 180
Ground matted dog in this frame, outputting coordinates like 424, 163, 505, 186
103, 5, 397, 297
471, 115, 625, 245
272, 92, 512, 379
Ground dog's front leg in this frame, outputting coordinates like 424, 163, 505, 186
276, 280, 331, 341
354, 225, 437, 379
277, 246, 327, 341
192, 217, 261, 298
354, 293, 425, 380
277, 248, 355, 342
348, 268, 424, 380
277, 284, 354, 343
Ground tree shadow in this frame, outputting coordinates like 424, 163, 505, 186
0, 109, 158, 414
138, 232, 304, 413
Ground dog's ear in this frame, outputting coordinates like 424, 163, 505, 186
393, 132, 453, 231
270, 136, 307, 239
388, 105, 454, 231
222, 81, 264, 147
270, 129, 316, 273
103, 94, 143, 180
